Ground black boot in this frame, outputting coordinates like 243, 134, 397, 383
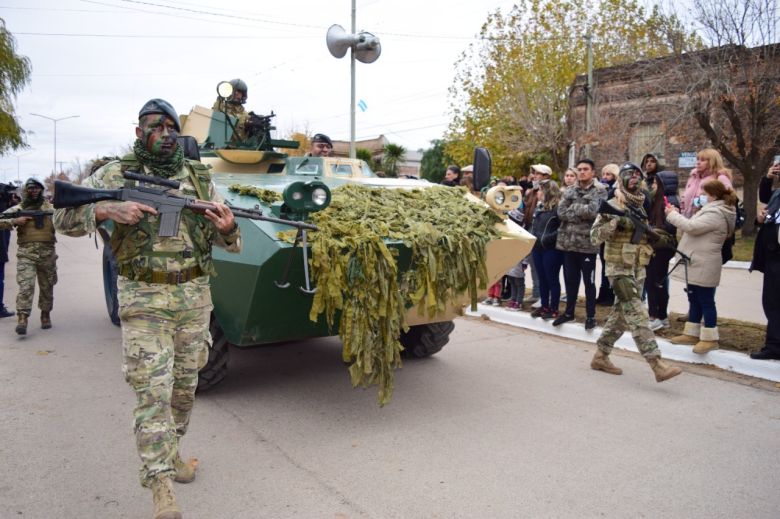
0, 305, 14, 318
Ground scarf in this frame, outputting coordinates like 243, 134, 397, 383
133, 139, 184, 178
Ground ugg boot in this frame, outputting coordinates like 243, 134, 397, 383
693, 326, 719, 354
173, 453, 198, 484
669, 322, 700, 345
15, 313, 28, 335
151, 476, 182, 519
590, 350, 623, 375
40, 311, 52, 330
647, 357, 682, 382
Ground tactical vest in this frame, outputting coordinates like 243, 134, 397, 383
604, 204, 654, 269
109, 154, 217, 283
17, 215, 56, 245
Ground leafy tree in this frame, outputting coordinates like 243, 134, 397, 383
420, 139, 454, 183
660, 0, 780, 235
0, 18, 32, 155
356, 147, 373, 163
447, 0, 692, 176
381, 143, 406, 178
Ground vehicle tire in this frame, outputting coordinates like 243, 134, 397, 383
197, 315, 230, 392
101, 239, 121, 326
400, 321, 455, 358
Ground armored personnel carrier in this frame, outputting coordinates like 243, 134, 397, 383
99, 81, 534, 395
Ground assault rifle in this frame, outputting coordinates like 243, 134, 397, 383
53, 172, 317, 237
0, 210, 54, 229
597, 199, 690, 261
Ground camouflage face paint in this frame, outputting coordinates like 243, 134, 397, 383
140, 114, 179, 157
620, 169, 640, 192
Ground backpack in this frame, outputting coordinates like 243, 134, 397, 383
720, 208, 739, 264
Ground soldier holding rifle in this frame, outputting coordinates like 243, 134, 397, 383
589, 162, 682, 383
0, 177, 57, 335
54, 99, 241, 519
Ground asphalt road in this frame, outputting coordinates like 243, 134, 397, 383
0, 236, 778, 519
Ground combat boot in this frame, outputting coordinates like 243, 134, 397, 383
173, 453, 198, 484
40, 311, 52, 330
693, 326, 719, 354
647, 357, 682, 383
15, 313, 28, 335
150, 476, 182, 519
669, 322, 700, 345
590, 350, 623, 375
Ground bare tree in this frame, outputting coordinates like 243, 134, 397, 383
665, 0, 780, 235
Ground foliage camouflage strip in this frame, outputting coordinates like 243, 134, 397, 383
228, 184, 282, 204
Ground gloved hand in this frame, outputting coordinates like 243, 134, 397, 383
616, 216, 631, 230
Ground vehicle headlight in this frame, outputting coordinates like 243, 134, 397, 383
283, 180, 331, 213
485, 185, 523, 212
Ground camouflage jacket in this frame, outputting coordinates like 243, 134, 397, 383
54, 158, 241, 311
556, 180, 607, 254
590, 198, 653, 279
0, 200, 56, 245
212, 99, 248, 142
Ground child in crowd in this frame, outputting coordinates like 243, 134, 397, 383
504, 257, 528, 311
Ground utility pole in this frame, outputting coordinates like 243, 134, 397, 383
584, 34, 594, 157
13, 149, 33, 182
29, 113, 79, 175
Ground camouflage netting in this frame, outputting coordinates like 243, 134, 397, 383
234, 183, 503, 405
228, 184, 282, 204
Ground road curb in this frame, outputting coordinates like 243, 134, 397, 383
465, 304, 780, 383
723, 260, 751, 270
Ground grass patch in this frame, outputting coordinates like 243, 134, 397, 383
732, 230, 755, 262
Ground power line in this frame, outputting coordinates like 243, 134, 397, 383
15, 31, 317, 39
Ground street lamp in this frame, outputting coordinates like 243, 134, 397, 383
12, 149, 33, 182
29, 113, 79, 175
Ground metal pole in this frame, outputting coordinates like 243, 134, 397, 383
350, 0, 356, 159
29, 113, 79, 175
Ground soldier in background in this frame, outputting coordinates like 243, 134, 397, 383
0, 178, 57, 335
0, 182, 18, 318
212, 78, 249, 142
589, 162, 682, 383
55, 99, 241, 519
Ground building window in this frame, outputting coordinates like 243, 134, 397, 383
629, 123, 664, 165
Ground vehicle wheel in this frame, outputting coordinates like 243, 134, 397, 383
400, 321, 455, 358
101, 239, 120, 326
197, 315, 230, 392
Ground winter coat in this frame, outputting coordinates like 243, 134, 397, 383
681, 170, 733, 217
652, 171, 680, 236
530, 205, 559, 252
556, 180, 607, 254
750, 178, 780, 273
666, 200, 736, 287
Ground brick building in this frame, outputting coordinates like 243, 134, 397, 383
566, 44, 780, 185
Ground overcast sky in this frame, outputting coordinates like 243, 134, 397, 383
0, 0, 526, 183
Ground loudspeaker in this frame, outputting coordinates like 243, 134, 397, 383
326, 24, 381, 64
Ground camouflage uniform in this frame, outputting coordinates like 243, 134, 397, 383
212, 98, 248, 142
0, 200, 58, 316
590, 198, 660, 358
54, 156, 241, 487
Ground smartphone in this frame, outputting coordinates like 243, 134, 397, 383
664, 195, 671, 208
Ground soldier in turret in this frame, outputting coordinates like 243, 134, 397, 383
0, 177, 57, 335
306, 133, 333, 157
589, 162, 682, 383
212, 78, 249, 142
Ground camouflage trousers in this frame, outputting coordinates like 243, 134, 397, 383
15, 242, 57, 314
119, 301, 211, 487
596, 275, 660, 358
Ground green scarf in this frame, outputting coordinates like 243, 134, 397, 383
21, 193, 43, 210
133, 139, 184, 178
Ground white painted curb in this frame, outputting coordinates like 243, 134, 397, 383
465, 304, 780, 383
723, 260, 751, 270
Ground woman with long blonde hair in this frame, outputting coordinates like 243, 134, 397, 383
680, 148, 733, 217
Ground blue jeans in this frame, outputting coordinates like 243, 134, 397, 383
532, 248, 563, 310
687, 284, 717, 328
